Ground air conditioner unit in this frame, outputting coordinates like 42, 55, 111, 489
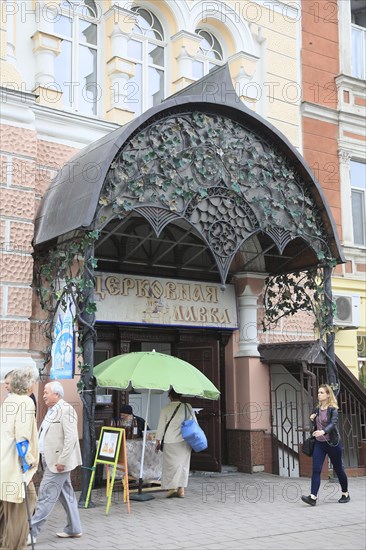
333, 294, 361, 328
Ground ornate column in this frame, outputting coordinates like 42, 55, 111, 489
235, 275, 262, 357
104, 6, 137, 124
31, 1, 62, 107
230, 51, 260, 110
171, 31, 201, 92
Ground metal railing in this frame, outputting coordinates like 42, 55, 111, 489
308, 364, 365, 469
271, 361, 366, 475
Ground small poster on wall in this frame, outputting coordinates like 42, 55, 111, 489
50, 298, 75, 380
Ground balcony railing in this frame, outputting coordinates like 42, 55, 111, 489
352, 24, 366, 80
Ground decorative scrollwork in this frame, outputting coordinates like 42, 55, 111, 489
208, 221, 237, 257
98, 109, 332, 280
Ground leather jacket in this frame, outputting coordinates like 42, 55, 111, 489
311, 406, 340, 446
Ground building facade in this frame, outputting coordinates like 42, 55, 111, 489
1, 0, 365, 477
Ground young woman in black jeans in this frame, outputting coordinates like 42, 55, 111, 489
301, 384, 350, 506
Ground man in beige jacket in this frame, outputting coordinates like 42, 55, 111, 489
28, 381, 82, 544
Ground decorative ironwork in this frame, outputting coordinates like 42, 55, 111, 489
267, 227, 293, 254
133, 206, 180, 237
98, 111, 332, 283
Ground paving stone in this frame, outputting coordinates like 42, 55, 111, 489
30, 472, 365, 550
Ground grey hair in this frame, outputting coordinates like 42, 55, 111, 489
47, 381, 64, 398
9, 367, 35, 395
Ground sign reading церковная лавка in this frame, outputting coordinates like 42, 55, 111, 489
95, 273, 238, 329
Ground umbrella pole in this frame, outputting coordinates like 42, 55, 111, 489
130, 389, 154, 502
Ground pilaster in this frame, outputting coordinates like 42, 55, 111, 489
31, 31, 62, 107
104, 7, 137, 122
171, 31, 201, 92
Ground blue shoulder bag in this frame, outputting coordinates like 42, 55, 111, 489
181, 404, 208, 452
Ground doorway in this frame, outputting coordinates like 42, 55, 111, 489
94, 324, 225, 471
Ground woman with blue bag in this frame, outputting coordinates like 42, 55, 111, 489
155, 389, 195, 498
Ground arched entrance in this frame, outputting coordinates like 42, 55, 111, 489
33, 64, 344, 486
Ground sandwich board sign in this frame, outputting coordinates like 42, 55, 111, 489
85, 427, 130, 514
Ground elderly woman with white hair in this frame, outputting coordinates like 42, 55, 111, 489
0, 367, 39, 550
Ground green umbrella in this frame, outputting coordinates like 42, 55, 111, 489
93, 350, 220, 500
93, 351, 220, 400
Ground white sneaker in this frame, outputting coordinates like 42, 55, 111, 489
27, 533, 36, 545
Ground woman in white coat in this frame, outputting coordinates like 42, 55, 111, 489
155, 389, 196, 498
0, 368, 38, 550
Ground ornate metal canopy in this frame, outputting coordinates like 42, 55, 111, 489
34, 64, 344, 284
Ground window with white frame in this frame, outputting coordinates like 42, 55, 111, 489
54, 0, 99, 115
193, 29, 224, 79
125, 7, 165, 117
350, 160, 366, 246
351, 0, 366, 80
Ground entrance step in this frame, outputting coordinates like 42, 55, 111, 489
190, 465, 238, 477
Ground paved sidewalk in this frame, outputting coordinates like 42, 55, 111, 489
30, 472, 365, 550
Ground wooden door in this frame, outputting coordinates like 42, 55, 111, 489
174, 341, 221, 472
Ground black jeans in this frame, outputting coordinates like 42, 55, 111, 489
311, 440, 348, 496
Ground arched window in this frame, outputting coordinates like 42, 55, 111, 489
54, 0, 99, 115
125, 7, 165, 116
193, 28, 224, 79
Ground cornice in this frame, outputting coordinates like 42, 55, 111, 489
0, 86, 120, 148
301, 102, 338, 124
32, 104, 120, 147
335, 74, 366, 95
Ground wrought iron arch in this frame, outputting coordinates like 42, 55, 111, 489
96, 110, 332, 284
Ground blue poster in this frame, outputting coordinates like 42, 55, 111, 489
50, 299, 75, 380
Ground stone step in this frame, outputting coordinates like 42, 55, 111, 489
190, 465, 239, 477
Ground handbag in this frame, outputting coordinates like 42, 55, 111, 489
160, 403, 181, 452
302, 436, 315, 457
181, 404, 208, 452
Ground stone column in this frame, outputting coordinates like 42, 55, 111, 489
31, 0, 62, 107
226, 274, 270, 473
104, 6, 137, 124
236, 283, 260, 358
230, 51, 260, 110
171, 31, 201, 92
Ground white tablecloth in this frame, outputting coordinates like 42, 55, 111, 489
103, 439, 163, 481
125, 439, 162, 480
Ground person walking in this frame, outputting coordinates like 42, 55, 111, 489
0, 367, 39, 550
155, 389, 195, 498
28, 381, 82, 544
301, 383, 350, 506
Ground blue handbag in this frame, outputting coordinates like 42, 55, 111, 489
181, 404, 208, 452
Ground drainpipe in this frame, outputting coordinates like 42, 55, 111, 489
323, 265, 339, 396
